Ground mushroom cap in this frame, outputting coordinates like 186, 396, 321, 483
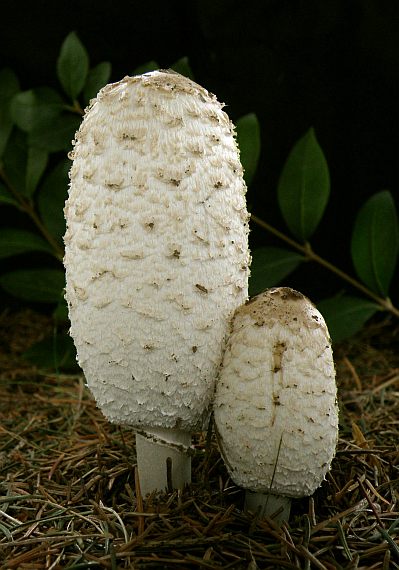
64, 71, 250, 431
214, 287, 338, 498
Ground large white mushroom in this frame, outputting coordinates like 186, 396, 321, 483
63, 70, 250, 495
214, 287, 338, 523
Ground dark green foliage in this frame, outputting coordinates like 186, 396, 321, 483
11, 87, 64, 132
277, 128, 330, 241
249, 247, 304, 296
0, 269, 65, 303
247, 123, 398, 341
351, 191, 399, 297
83, 61, 112, 102
11, 86, 77, 169
2, 130, 29, 194
26, 146, 48, 196
0, 229, 53, 258
236, 113, 261, 187
56, 32, 89, 100
29, 114, 81, 153
0, 181, 18, 206
0, 33, 113, 370
53, 298, 69, 322
23, 332, 79, 372
37, 160, 70, 244
317, 295, 380, 343
170, 57, 195, 80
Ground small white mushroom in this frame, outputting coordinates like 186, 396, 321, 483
64, 71, 250, 495
214, 287, 338, 523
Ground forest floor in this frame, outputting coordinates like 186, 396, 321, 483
0, 309, 398, 569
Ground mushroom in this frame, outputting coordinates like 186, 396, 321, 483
214, 287, 338, 523
63, 71, 250, 495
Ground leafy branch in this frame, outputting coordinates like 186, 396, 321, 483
236, 125, 399, 341
0, 163, 64, 260
0, 32, 112, 293
250, 213, 399, 319
0, 32, 114, 371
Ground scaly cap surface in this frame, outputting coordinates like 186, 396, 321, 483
214, 287, 338, 497
64, 70, 250, 431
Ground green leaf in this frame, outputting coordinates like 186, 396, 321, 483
2, 129, 28, 194
2, 133, 48, 197
133, 60, 159, 75
26, 146, 48, 196
170, 56, 194, 79
23, 332, 79, 372
277, 127, 330, 241
351, 191, 399, 297
83, 61, 112, 102
28, 114, 80, 152
0, 229, 53, 259
0, 269, 65, 303
0, 68, 20, 157
38, 159, 70, 242
236, 113, 261, 187
249, 246, 304, 296
53, 298, 69, 322
0, 182, 19, 206
0, 110, 14, 158
317, 295, 379, 342
56, 32, 89, 100
11, 87, 64, 132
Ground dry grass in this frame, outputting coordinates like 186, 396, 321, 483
0, 310, 398, 569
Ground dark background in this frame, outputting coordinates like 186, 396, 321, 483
0, 0, 398, 303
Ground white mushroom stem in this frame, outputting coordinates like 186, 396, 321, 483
244, 491, 291, 524
135, 428, 191, 495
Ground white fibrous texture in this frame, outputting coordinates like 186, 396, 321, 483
64, 71, 250, 431
214, 287, 338, 498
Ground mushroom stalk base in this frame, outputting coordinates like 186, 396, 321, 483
135, 428, 191, 496
245, 490, 291, 524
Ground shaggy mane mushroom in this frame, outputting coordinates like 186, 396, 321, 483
214, 287, 338, 523
64, 70, 250, 495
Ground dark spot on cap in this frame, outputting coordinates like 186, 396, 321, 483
195, 283, 208, 293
